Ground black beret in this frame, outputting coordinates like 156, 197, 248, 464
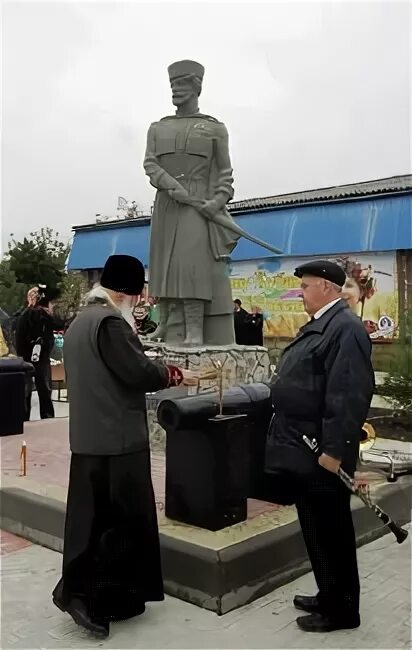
294, 260, 346, 287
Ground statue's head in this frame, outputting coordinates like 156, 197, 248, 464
168, 60, 204, 107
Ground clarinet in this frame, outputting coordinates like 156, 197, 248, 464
303, 435, 408, 545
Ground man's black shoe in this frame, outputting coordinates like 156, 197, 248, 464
293, 595, 320, 613
53, 596, 110, 637
296, 612, 361, 633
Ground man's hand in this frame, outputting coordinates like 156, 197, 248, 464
318, 453, 341, 474
168, 188, 189, 203
353, 472, 368, 491
200, 199, 220, 218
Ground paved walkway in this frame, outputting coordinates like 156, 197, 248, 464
0, 418, 283, 520
3, 416, 410, 519
30, 389, 69, 421
1, 528, 410, 649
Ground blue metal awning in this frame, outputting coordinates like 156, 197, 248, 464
67, 195, 412, 270
68, 222, 151, 270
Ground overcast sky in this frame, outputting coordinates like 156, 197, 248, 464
1, 0, 411, 251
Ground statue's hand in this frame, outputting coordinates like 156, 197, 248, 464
200, 199, 220, 218
168, 188, 189, 203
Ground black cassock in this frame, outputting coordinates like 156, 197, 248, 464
53, 313, 168, 622
53, 451, 163, 621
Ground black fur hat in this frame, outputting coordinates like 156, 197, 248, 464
100, 255, 145, 296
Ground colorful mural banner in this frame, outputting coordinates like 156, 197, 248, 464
230, 253, 398, 340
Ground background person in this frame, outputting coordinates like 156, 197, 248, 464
15, 285, 59, 420
245, 305, 264, 346
233, 299, 249, 344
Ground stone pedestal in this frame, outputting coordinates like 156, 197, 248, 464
144, 342, 271, 450
145, 342, 270, 389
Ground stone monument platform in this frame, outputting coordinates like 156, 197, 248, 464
1, 419, 411, 614
144, 342, 271, 450
144, 341, 271, 389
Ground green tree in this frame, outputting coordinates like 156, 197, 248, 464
0, 229, 71, 317
54, 272, 88, 321
7, 228, 69, 288
0, 258, 28, 315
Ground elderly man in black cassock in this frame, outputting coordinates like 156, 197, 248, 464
265, 260, 375, 633
52, 255, 190, 638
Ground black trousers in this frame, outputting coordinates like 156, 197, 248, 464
296, 470, 360, 619
24, 360, 54, 421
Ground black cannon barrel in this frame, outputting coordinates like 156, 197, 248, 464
0, 358, 34, 374
161, 381, 287, 530
157, 382, 272, 432
0, 357, 34, 436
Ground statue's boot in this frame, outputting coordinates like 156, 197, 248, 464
147, 300, 169, 341
183, 300, 204, 346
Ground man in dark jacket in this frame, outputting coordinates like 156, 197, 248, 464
52, 255, 194, 638
265, 260, 374, 633
245, 305, 264, 346
233, 299, 249, 344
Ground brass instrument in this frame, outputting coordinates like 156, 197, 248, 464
359, 421, 412, 482
360, 422, 377, 451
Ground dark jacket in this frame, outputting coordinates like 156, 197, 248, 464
64, 300, 170, 455
15, 307, 55, 363
265, 301, 374, 478
245, 312, 264, 346
234, 307, 249, 345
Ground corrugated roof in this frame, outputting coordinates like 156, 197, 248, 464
71, 175, 412, 232
73, 216, 151, 232
68, 193, 412, 270
227, 174, 412, 214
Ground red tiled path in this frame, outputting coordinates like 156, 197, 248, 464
0, 530, 32, 555
1, 419, 278, 518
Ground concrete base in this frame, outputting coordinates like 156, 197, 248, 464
1, 477, 411, 615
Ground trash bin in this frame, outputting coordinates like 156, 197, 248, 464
157, 383, 273, 531
0, 358, 34, 436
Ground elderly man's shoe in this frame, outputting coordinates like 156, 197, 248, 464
293, 595, 320, 613
53, 596, 110, 637
296, 612, 360, 632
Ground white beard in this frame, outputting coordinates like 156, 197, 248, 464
118, 297, 136, 330
85, 286, 136, 330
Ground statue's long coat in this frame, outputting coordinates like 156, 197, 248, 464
144, 114, 238, 316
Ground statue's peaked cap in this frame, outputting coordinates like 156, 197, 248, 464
168, 60, 205, 81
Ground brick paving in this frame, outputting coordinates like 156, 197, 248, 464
0, 418, 278, 519
0, 530, 31, 556
1, 527, 410, 649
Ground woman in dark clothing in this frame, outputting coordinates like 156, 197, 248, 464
15, 286, 59, 420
